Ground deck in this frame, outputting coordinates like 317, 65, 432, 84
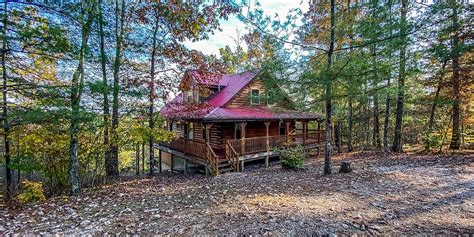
156, 132, 325, 175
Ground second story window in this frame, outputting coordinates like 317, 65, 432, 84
250, 89, 260, 105
267, 90, 275, 105
186, 90, 193, 103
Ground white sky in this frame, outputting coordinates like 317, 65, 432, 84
184, 0, 309, 56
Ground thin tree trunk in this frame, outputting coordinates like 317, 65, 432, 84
142, 143, 145, 172
370, 0, 381, 150
108, 0, 125, 176
142, 143, 145, 173
2, 0, 11, 201
425, 61, 447, 151
373, 94, 381, 149
347, 98, 353, 152
383, 0, 393, 152
69, 1, 94, 195
324, 0, 335, 175
449, 0, 461, 150
98, 0, 111, 175
148, 16, 159, 176
391, 0, 408, 153
335, 121, 341, 153
135, 143, 139, 175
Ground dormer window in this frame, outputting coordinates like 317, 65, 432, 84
267, 90, 275, 105
250, 89, 260, 105
186, 90, 193, 103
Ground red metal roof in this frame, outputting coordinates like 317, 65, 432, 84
160, 69, 323, 121
207, 69, 261, 107
204, 107, 322, 121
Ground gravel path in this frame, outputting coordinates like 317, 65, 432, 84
1, 153, 473, 235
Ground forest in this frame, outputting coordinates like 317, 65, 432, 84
0, 0, 473, 234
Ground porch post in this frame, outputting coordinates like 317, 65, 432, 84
285, 121, 291, 143
170, 154, 174, 173
204, 123, 213, 175
302, 121, 308, 146
184, 159, 188, 174
264, 121, 271, 168
158, 150, 162, 173
239, 122, 247, 155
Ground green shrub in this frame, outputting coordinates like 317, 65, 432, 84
16, 180, 46, 204
275, 145, 307, 170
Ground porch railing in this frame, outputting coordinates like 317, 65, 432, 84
159, 138, 207, 161
159, 138, 220, 175
227, 132, 325, 156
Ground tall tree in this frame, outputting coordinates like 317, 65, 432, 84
391, 0, 408, 153
98, 0, 111, 175
448, 0, 461, 150
148, 11, 159, 176
324, 0, 335, 175
69, 1, 96, 194
2, 0, 12, 200
108, 0, 125, 176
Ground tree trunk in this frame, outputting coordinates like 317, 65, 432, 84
383, 83, 390, 152
135, 144, 140, 175
2, 0, 11, 201
383, 0, 393, 153
373, 94, 381, 149
335, 121, 341, 153
449, 0, 461, 150
142, 143, 145, 172
108, 0, 125, 176
69, 1, 94, 195
391, 0, 408, 153
370, 0, 381, 150
98, 0, 111, 175
148, 17, 159, 176
425, 61, 447, 151
347, 98, 353, 152
324, 0, 335, 175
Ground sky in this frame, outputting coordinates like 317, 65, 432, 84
184, 0, 308, 56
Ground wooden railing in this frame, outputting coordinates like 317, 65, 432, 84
206, 143, 219, 176
160, 138, 220, 175
159, 138, 207, 161
225, 141, 240, 171
227, 132, 324, 156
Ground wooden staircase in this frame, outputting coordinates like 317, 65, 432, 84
217, 156, 235, 174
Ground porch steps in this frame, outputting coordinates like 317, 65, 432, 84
217, 157, 236, 174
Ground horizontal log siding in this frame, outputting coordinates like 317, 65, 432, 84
228, 78, 265, 107
193, 122, 203, 141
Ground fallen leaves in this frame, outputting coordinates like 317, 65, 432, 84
1, 153, 473, 235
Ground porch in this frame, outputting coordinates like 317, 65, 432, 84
156, 120, 326, 175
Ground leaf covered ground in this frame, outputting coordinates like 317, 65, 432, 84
1, 152, 473, 235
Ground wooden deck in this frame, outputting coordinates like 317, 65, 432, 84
157, 132, 325, 175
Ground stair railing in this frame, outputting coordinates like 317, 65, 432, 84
225, 141, 240, 172
206, 143, 219, 176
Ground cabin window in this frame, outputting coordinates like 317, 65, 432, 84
235, 124, 242, 139
193, 88, 199, 103
202, 127, 206, 141
267, 90, 275, 105
250, 89, 260, 105
279, 122, 286, 135
188, 122, 194, 139
186, 90, 193, 103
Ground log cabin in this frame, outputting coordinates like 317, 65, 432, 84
158, 69, 325, 175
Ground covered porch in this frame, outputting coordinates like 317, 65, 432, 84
156, 118, 326, 175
